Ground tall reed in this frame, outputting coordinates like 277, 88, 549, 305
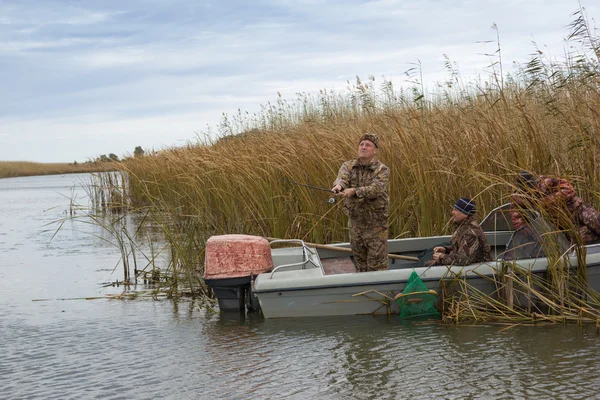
121, 69, 599, 239
92, 11, 600, 304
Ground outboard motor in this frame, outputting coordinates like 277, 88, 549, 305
204, 235, 273, 312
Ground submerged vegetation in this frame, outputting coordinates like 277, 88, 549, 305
82, 8, 600, 323
442, 264, 600, 327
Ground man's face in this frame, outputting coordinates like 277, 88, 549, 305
358, 140, 377, 161
451, 208, 468, 223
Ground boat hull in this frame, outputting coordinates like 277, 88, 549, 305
253, 263, 502, 318
253, 251, 600, 319
208, 205, 600, 318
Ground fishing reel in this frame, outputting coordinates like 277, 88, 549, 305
327, 197, 336, 204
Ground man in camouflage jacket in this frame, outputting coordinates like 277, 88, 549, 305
511, 172, 600, 245
425, 198, 491, 267
332, 132, 389, 272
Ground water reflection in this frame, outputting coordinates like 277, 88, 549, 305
199, 312, 600, 399
2, 174, 600, 400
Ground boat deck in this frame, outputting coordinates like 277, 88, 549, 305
321, 257, 357, 275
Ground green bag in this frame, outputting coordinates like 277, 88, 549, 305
395, 271, 440, 320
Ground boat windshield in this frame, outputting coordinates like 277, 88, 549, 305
480, 203, 514, 232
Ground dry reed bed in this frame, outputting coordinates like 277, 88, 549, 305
90, 25, 600, 318
119, 74, 600, 244
105, 74, 600, 309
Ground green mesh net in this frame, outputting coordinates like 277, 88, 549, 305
395, 271, 440, 320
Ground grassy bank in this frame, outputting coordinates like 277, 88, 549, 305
0, 161, 118, 179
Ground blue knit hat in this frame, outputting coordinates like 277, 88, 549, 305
454, 197, 476, 216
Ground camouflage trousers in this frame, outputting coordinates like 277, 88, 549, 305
349, 221, 388, 272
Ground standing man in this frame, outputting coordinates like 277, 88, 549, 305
332, 132, 390, 272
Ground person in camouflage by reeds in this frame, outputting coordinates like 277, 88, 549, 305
425, 198, 491, 267
511, 171, 600, 245
332, 132, 389, 272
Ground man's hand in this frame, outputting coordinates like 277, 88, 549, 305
340, 188, 356, 198
432, 252, 443, 262
433, 246, 446, 254
331, 184, 343, 194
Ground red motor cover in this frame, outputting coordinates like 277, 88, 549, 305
204, 235, 274, 280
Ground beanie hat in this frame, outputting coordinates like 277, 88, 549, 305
517, 170, 538, 190
359, 132, 379, 148
454, 197, 476, 216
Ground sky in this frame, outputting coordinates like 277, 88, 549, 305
1, 0, 598, 163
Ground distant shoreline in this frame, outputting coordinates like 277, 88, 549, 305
0, 161, 120, 179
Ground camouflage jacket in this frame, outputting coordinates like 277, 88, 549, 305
574, 201, 600, 245
512, 175, 600, 244
511, 175, 576, 210
333, 158, 389, 228
437, 216, 491, 266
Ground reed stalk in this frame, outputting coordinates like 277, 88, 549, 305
81, 10, 600, 320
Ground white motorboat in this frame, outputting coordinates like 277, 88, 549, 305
204, 204, 600, 318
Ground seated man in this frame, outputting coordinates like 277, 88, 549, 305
505, 171, 570, 260
503, 213, 546, 261
505, 172, 546, 260
503, 214, 573, 261
509, 171, 539, 231
425, 198, 491, 267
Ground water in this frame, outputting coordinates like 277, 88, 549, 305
1, 174, 600, 400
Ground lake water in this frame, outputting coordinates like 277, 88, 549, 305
1, 173, 599, 400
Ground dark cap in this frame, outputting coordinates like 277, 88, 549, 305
454, 197, 476, 216
359, 132, 379, 148
517, 170, 538, 190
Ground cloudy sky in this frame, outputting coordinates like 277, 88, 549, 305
1, 0, 597, 162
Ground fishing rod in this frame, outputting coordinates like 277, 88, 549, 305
284, 178, 333, 193
283, 178, 338, 203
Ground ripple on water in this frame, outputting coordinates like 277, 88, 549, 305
3, 301, 600, 399
2, 175, 600, 399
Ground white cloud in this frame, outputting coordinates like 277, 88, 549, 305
0, 0, 598, 162
0, 37, 95, 53
73, 48, 152, 68
0, 3, 115, 27
62, 11, 112, 26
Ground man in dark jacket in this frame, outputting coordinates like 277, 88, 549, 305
332, 132, 390, 272
425, 198, 491, 267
